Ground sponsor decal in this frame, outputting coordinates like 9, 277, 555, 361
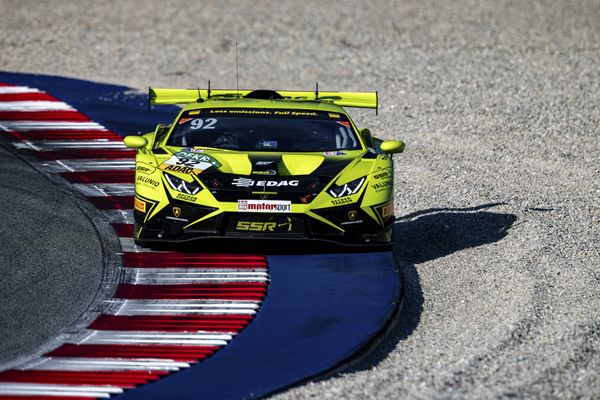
176, 193, 197, 203
236, 217, 293, 232
175, 151, 222, 166
255, 160, 274, 166
237, 200, 291, 213
189, 148, 205, 152
188, 110, 201, 115
134, 197, 146, 212
348, 210, 358, 221
371, 179, 392, 192
337, 121, 350, 127
161, 164, 196, 174
381, 202, 394, 218
159, 152, 221, 175
166, 216, 189, 222
373, 170, 390, 180
179, 117, 192, 124
272, 110, 318, 117
232, 178, 299, 188
252, 191, 277, 195
331, 197, 353, 206
136, 164, 154, 175
210, 109, 272, 115
340, 219, 364, 226
252, 170, 276, 175
137, 175, 160, 187
172, 207, 182, 217
261, 140, 278, 148
323, 151, 346, 156
328, 113, 341, 118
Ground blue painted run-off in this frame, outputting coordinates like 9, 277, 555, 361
0, 71, 403, 399
117, 252, 401, 400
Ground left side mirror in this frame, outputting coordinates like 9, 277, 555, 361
380, 140, 405, 154
124, 135, 148, 149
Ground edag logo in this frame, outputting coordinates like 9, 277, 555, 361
232, 178, 299, 188
237, 200, 291, 213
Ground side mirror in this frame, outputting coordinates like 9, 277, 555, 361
359, 128, 375, 149
380, 140, 405, 154
124, 135, 148, 149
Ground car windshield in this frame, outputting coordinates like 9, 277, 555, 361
167, 108, 361, 152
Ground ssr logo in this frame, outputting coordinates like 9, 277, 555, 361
236, 218, 293, 232
236, 221, 278, 232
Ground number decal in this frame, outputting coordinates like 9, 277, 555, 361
190, 118, 217, 130
190, 119, 203, 129
203, 118, 217, 129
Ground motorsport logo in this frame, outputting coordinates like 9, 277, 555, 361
237, 200, 292, 213
232, 177, 299, 188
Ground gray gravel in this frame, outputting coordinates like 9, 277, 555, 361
1, 0, 599, 398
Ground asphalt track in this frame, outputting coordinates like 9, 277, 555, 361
0, 145, 106, 367
1, 1, 600, 398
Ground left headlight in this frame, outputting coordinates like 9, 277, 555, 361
164, 173, 202, 195
328, 177, 366, 198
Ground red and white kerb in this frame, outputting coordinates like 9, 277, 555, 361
0, 83, 269, 399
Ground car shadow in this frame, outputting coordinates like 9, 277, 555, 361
328, 202, 518, 375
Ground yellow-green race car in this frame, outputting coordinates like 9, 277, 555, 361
124, 87, 404, 246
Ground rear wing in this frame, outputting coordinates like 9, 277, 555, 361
148, 87, 378, 112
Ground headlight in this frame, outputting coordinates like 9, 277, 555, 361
328, 177, 365, 198
164, 173, 202, 195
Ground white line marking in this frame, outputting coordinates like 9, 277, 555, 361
103, 301, 261, 316
123, 268, 268, 284
72, 183, 134, 197
13, 139, 124, 150
80, 330, 232, 346
0, 383, 122, 398
0, 101, 74, 111
26, 357, 188, 371
44, 159, 135, 172
0, 121, 106, 130
0, 86, 40, 94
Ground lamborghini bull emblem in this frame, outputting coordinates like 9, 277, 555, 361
348, 210, 358, 221
172, 207, 182, 218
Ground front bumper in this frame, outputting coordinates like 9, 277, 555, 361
134, 203, 394, 246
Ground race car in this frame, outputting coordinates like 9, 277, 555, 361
124, 87, 404, 246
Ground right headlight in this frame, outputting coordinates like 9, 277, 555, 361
328, 177, 365, 198
164, 173, 202, 195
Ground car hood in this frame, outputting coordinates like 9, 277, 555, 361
155, 147, 361, 178
152, 147, 364, 202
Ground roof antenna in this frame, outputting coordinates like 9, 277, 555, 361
235, 42, 240, 98
197, 87, 202, 102
315, 82, 319, 100
207, 80, 211, 99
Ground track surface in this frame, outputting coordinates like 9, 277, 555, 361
1, 0, 599, 398
0, 146, 105, 367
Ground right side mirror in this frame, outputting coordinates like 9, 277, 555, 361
380, 140, 405, 154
